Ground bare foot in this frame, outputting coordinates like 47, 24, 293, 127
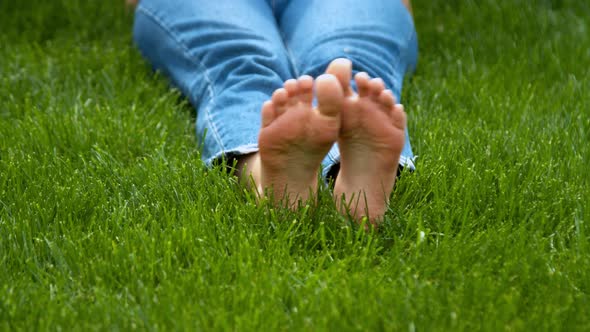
326, 60, 407, 224
242, 74, 344, 207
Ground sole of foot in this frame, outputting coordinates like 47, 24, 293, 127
326, 59, 407, 225
256, 74, 344, 207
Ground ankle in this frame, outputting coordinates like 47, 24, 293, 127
236, 152, 262, 191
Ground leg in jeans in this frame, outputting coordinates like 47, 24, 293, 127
133, 0, 292, 165
133, 0, 346, 206
278, 0, 419, 222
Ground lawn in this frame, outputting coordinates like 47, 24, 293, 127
1, 0, 589, 330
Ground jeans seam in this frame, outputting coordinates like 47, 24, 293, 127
279, 32, 300, 77
136, 5, 226, 151
390, 51, 403, 95
276, 2, 299, 77
391, 10, 416, 95
402, 12, 418, 75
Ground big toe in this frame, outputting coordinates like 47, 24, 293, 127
316, 74, 344, 117
325, 58, 353, 96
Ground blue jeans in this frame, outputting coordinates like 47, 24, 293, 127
133, 0, 418, 178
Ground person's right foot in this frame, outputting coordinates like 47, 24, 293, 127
256, 74, 344, 206
326, 60, 407, 225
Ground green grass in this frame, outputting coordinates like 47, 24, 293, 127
1, 0, 589, 330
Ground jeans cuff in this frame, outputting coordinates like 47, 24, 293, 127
399, 154, 416, 171
204, 143, 259, 167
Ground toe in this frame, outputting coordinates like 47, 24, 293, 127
283, 79, 299, 105
297, 75, 314, 105
369, 78, 385, 98
272, 88, 289, 115
261, 101, 276, 128
315, 74, 344, 117
325, 58, 353, 96
378, 89, 396, 110
355, 72, 371, 97
391, 104, 407, 130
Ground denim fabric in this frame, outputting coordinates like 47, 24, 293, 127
133, 0, 418, 177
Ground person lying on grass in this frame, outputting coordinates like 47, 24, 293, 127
130, 0, 417, 226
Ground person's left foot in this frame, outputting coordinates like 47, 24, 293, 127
325, 59, 406, 225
